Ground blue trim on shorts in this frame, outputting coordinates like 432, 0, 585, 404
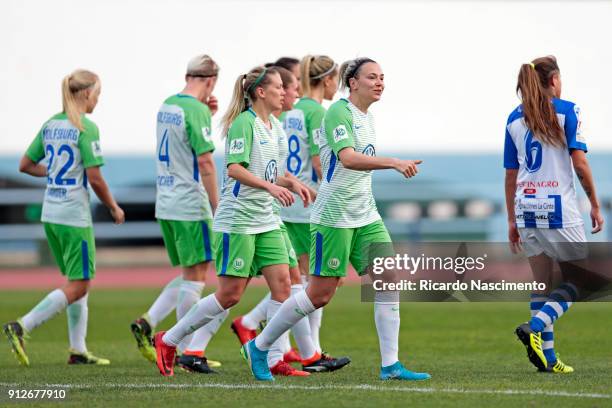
232, 181, 241, 197
221, 233, 230, 275
81, 240, 89, 280
201, 221, 212, 261
314, 232, 323, 276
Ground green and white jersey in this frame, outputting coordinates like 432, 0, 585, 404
155, 94, 215, 221
25, 113, 104, 228
311, 98, 381, 228
213, 109, 283, 234
280, 98, 324, 223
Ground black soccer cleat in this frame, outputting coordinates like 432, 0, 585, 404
3, 320, 29, 366
130, 317, 156, 363
515, 323, 547, 370
303, 352, 351, 373
177, 354, 217, 374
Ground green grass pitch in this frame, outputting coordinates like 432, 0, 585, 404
0, 286, 610, 407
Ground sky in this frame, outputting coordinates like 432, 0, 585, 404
1, 0, 611, 155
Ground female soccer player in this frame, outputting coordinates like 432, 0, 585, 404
505, 56, 603, 373
233, 56, 349, 368
268, 57, 301, 94
283, 55, 339, 353
242, 58, 431, 382
129, 54, 224, 374
3, 69, 125, 366
232, 65, 349, 375
153, 66, 311, 377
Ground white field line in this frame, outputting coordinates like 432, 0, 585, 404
0, 382, 609, 399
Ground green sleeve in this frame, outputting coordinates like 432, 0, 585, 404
227, 114, 254, 167
306, 107, 324, 156
185, 103, 215, 156
324, 104, 354, 156
25, 127, 45, 163
78, 119, 105, 168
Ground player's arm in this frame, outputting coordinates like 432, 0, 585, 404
86, 166, 124, 224
565, 104, 603, 233
503, 127, 521, 251
326, 105, 420, 177
19, 156, 47, 177
198, 152, 218, 214
228, 164, 294, 207
312, 155, 322, 180
186, 105, 218, 212
20, 130, 47, 177
277, 172, 311, 207
571, 150, 603, 233
79, 121, 124, 224
338, 148, 421, 177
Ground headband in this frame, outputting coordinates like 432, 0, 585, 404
247, 68, 268, 93
346, 58, 374, 81
311, 63, 338, 80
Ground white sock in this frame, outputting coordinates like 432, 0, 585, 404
67, 293, 88, 353
374, 291, 400, 367
184, 309, 230, 354
146, 275, 182, 327
176, 280, 205, 352
162, 293, 224, 347
256, 290, 316, 352
308, 307, 323, 353
266, 299, 288, 367
289, 284, 316, 359
242, 292, 270, 330
21, 289, 68, 332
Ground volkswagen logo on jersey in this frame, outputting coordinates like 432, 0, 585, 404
264, 160, 278, 184
524, 131, 542, 173
362, 144, 376, 157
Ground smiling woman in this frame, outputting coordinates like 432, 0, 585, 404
243, 57, 433, 382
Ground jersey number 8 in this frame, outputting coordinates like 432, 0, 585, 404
287, 134, 302, 175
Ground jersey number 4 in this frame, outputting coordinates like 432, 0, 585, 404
158, 129, 170, 167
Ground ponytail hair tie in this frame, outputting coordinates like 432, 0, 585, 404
529, 63, 535, 69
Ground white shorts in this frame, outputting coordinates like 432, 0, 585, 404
518, 227, 587, 262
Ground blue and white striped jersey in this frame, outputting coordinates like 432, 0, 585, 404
504, 98, 586, 229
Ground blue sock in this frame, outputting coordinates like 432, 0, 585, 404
529, 283, 578, 333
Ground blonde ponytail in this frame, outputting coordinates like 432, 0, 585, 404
220, 66, 279, 137
300, 55, 337, 97
221, 74, 249, 136
61, 69, 99, 131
